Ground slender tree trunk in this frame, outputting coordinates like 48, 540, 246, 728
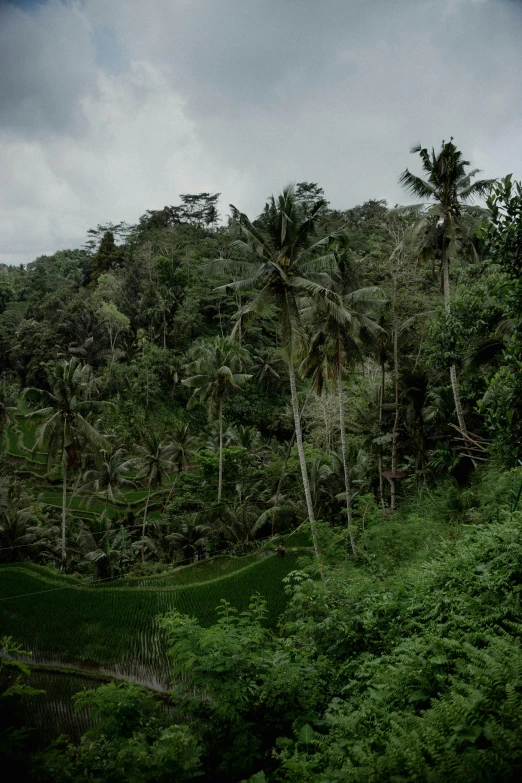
218, 400, 223, 502
288, 362, 323, 572
161, 477, 177, 520
272, 432, 295, 538
61, 441, 67, 570
271, 390, 311, 537
442, 248, 477, 467
141, 482, 152, 562
322, 396, 331, 452
390, 322, 400, 511
337, 364, 357, 556
379, 356, 385, 508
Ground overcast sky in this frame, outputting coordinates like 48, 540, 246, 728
1, 0, 521, 265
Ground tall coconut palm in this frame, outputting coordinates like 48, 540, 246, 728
82, 447, 136, 514
399, 140, 494, 452
215, 185, 338, 566
301, 279, 383, 554
170, 422, 199, 474
182, 337, 251, 501
135, 435, 176, 561
23, 358, 109, 567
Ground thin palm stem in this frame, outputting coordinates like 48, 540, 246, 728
337, 364, 358, 557
60, 415, 68, 569
218, 400, 224, 502
288, 362, 323, 578
141, 481, 152, 562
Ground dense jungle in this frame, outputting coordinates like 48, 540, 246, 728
2, 140, 522, 781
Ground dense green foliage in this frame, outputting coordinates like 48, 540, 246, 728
2, 143, 522, 780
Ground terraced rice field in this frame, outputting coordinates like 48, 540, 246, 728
0, 546, 311, 688
5, 417, 179, 522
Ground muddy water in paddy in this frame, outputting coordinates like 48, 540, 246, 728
1, 669, 176, 751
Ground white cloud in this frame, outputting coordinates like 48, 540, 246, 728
0, 1, 243, 264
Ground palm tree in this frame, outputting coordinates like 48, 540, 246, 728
78, 513, 127, 580
158, 423, 199, 519
215, 184, 338, 566
170, 423, 199, 474
307, 456, 336, 519
218, 495, 261, 554
23, 358, 110, 567
82, 447, 136, 514
0, 496, 37, 562
230, 425, 263, 456
168, 513, 212, 563
301, 277, 383, 554
182, 337, 251, 501
399, 140, 494, 451
135, 435, 176, 561
251, 347, 284, 390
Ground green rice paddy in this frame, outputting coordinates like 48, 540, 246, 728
0, 546, 310, 688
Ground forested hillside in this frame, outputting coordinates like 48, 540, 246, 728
2, 141, 522, 781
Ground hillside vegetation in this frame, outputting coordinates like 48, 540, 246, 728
2, 143, 522, 781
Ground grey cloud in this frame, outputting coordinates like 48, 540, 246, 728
0, 0, 98, 136
1, 0, 522, 263
91, 0, 522, 210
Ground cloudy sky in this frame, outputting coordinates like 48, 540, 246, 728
1, 0, 521, 265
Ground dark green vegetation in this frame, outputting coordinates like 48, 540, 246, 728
2, 142, 522, 780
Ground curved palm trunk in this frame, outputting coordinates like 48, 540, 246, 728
270, 390, 311, 537
141, 481, 152, 562
288, 362, 323, 574
442, 249, 477, 468
61, 445, 67, 570
218, 399, 223, 502
337, 365, 358, 557
60, 417, 68, 570
161, 477, 177, 519
390, 322, 400, 511
378, 356, 385, 508
271, 433, 294, 537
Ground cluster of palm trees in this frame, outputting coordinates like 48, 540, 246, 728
212, 142, 494, 561
1, 140, 494, 574
210, 187, 386, 561
2, 350, 273, 573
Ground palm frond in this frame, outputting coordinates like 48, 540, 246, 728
398, 170, 436, 200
